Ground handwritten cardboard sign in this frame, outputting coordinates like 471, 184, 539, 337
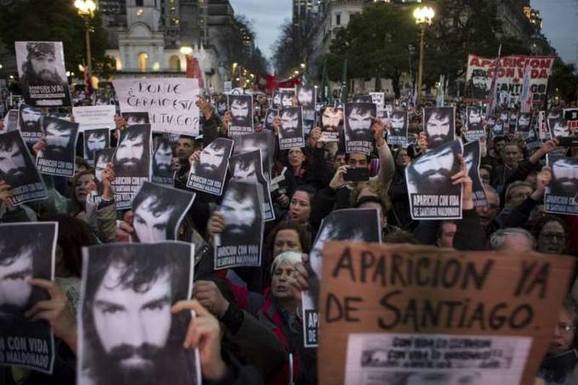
318, 242, 574, 385
113, 78, 201, 136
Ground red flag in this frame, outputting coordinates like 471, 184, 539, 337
84, 69, 93, 96
186, 56, 204, 88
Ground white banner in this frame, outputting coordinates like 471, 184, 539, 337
72, 105, 116, 132
465, 54, 555, 107
113, 78, 201, 136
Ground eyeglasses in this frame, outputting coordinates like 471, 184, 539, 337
556, 323, 575, 334
541, 232, 566, 241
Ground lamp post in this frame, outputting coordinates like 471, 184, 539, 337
74, 0, 96, 76
413, 5, 435, 106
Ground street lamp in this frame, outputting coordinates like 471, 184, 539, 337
413, 5, 435, 105
74, 0, 96, 76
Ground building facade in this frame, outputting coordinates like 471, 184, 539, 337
100, 0, 245, 92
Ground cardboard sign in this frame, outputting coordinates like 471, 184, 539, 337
318, 242, 574, 385
113, 78, 200, 136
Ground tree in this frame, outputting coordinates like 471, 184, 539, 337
218, 14, 269, 76
549, 60, 578, 104
324, 3, 419, 98
0, 0, 111, 76
424, 0, 530, 93
271, 16, 317, 77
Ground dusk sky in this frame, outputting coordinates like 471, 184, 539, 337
229, 0, 578, 67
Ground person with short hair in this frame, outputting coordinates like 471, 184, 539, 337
538, 296, 578, 385
490, 227, 536, 252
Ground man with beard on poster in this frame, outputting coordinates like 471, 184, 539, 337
279, 108, 301, 139
218, 182, 261, 245
229, 96, 251, 127
407, 141, 461, 196
467, 107, 483, 131
345, 103, 374, 142
0, 131, 37, 187
80, 245, 196, 385
19, 42, 69, 104
466, 69, 489, 99
517, 113, 532, 134
19, 105, 43, 138
153, 137, 173, 178
192, 139, 228, 180
41, 118, 77, 161
114, 125, 149, 178
390, 111, 407, 137
320, 107, 342, 135
550, 118, 570, 138
85, 130, 108, 161
550, 158, 578, 198
297, 86, 314, 108
424, 107, 454, 149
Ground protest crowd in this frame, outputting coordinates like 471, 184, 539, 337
1, 40, 578, 385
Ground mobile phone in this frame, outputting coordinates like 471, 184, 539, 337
343, 167, 370, 182
557, 136, 578, 147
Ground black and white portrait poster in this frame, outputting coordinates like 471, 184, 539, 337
233, 131, 275, 180
423, 107, 455, 150
296, 86, 316, 122
464, 106, 485, 142
369, 92, 385, 117
84, 129, 110, 163
152, 134, 174, 186
0, 130, 47, 206
79, 242, 200, 385
229, 150, 275, 222
214, 180, 264, 270
303, 208, 381, 348
94, 148, 115, 195
549, 117, 570, 138
18, 104, 44, 145
488, 115, 505, 138
352, 95, 373, 104
72, 105, 116, 132
132, 182, 195, 243
122, 112, 150, 126
36, 117, 79, 177
279, 107, 305, 150
227, 94, 254, 137
15, 41, 71, 107
516, 112, 532, 139
0, 222, 57, 373
344, 102, 376, 155
464, 141, 487, 207
508, 111, 518, 133
544, 155, 578, 215
3, 110, 19, 132
187, 138, 233, 196
387, 110, 408, 147
264, 108, 279, 131
273, 89, 295, 109
319, 106, 343, 143
406, 140, 463, 220
112, 124, 152, 210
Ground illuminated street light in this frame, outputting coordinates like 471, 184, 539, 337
413, 5, 435, 105
74, 0, 96, 76
180, 46, 193, 56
